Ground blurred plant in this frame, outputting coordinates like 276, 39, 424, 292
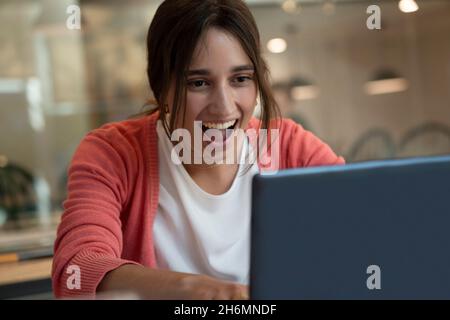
0, 160, 38, 228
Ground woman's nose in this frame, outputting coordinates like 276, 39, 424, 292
210, 84, 235, 115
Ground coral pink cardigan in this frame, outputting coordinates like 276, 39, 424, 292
52, 111, 344, 298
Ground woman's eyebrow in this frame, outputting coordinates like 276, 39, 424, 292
185, 65, 255, 76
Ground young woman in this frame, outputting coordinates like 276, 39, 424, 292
52, 0, 344, 300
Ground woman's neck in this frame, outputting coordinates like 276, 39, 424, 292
184, 162, 240, 195
182, 133, 246, 195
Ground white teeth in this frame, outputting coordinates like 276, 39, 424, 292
203, 120, 237, 130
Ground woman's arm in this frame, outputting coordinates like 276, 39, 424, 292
97, 264, 249, 300
52, 125, 142, 298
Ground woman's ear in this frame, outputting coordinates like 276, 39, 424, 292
253, 95, 262, 118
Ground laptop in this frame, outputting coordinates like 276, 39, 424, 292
250, 155, 450, 299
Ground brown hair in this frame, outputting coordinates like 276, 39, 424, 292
144, 0, 281, 135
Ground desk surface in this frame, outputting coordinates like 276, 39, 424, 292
0, 257, 52, 286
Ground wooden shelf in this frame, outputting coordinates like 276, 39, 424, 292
0, 257, 52, 286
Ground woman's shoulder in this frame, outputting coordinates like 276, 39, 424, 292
72, 112, 159, 170
246, 116, 308, 142
277, 118, 345, 168
88, 112, 158, 143
248, 116, 344, 169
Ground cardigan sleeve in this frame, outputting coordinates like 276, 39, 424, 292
281, 119, 345, 169
51, 126, 141, 299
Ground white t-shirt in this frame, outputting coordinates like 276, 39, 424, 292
153, 120, 258, 285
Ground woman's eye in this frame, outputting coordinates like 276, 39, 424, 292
187, 76, 253, 88
188, 80, 207, 88
234, 76, 253, 83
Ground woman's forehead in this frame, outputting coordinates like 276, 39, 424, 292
189, 28, 252, 70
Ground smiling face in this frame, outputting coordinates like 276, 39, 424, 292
166, 27, 258, 156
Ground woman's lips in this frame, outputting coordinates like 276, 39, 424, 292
201, 119, 239, 145
202, 119, 237, 130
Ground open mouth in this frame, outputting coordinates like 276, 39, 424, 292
200, 119, 239, 144
201, 119, 238, 133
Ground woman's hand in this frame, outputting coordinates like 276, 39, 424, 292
98, 264, 249, 300
177, 274, 249, 300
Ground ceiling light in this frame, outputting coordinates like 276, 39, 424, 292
398, 0, 419, 13
322, 0, 336, 16
267, 38, 287, 53
290, 78, 320, 101
364, 69, 409, 95
282, 0, 301, 14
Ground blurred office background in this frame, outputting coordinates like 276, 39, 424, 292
0, 0, 449, 295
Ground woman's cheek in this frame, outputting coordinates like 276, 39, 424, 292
186, 93, 207, 118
